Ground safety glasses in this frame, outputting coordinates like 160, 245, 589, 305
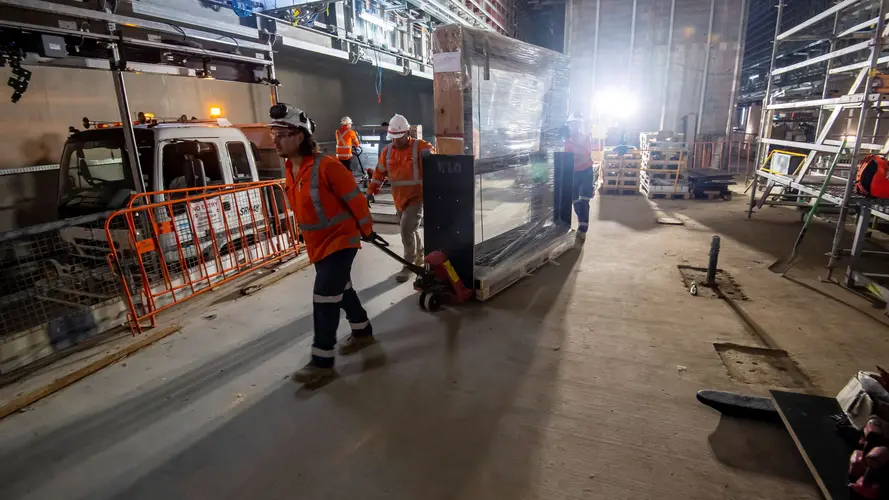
271, 129, 299, 140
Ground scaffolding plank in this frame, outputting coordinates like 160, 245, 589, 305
829, 55, 889, 74
771, 41, 870, 76
776, 0, 860, 41
766, 96, 851, 110
823, 138, 884, 151
836, 13, 889, 38
761, 139, 839, 153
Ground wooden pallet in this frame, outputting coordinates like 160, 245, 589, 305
475, 231, 576, 301
643, 190, 691, 200
604, 152, 642, 161
600, 168, 640, 178
644, 141, 688, 150
598, 186, 639, 196
601, 162, 642, 171
641, 170, 684, 180
640, 178, 690, 200
601, 179, 639, 187
642, 161, 685, 170
600, 168, 641, 177
643, 157, 688, 166
640, 186, 690, 200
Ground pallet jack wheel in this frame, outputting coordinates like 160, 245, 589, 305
418, 291, 428, 310
423, 292, 442, 312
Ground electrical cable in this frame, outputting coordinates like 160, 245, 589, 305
164, 21, 189, 43
363, 19, 384, 103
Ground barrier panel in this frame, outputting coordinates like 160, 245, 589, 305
690, 140, 757, 180
0, 212, 127, 373
105, 181, 299, 334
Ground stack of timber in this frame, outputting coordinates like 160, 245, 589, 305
640, 132, 690, 200
687, 169, 736, 200
598, 149, 642, 195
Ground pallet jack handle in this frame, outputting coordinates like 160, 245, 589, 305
362, 233, 426, 275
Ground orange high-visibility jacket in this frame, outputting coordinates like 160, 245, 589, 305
564, 134, 595, 172
369, 138, 434, 211
335, 127, 360, 160
285, 153, 373, 263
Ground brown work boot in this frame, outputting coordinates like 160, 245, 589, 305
338, 334, 377, 356
291, 362, 335, 385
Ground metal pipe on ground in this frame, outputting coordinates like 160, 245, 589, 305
707, 235, 720, 286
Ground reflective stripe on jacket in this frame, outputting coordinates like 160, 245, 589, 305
564, 134, 594, 172
285, 153, 373, 263
370, 138, 433, 211
335, 128, 359, 160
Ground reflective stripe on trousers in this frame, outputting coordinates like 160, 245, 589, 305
311, 248, 371, 368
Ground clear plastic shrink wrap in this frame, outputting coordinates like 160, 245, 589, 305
432, 25, 574, 285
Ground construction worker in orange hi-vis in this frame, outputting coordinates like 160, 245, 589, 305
366, 114, 434, 283
564, 111, 596, 244
335, 116, 361, 175
269, 103, 377, 385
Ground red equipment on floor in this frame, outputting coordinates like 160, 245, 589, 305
363, 234, 472, 310
856, 155, 889, 199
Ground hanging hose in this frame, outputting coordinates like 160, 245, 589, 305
375, 66, 383, 103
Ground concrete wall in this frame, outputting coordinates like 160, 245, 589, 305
276, 53, 435, 140
0, 53, 433, 232
567, 0, 745, 141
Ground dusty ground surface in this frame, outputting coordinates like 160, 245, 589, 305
1, 185, 888, 500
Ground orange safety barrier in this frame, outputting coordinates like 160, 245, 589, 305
690, 140, 756, 180
105, 180, 300, 334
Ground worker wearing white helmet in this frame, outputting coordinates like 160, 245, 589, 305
335, 116, 361, 174
564, 112, 596, 243
367, 114, 435, 282
269, 103, 377, 385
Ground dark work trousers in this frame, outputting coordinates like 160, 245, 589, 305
339, 157, 355, 175
572, 167, 594, 233
311, 247, 372, 368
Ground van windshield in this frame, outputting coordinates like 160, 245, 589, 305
58, 129, 152, 216
59, 139, 132, 213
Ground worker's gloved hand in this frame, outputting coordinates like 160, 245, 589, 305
361, 232, 388, 246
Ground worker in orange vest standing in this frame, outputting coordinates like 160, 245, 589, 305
367, 114, 434, 283
564, 112, 595, 243
270, 104, 377, 384
335, 116, 361, 175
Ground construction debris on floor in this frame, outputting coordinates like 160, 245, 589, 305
700, 369, 889, 500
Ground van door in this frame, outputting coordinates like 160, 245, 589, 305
156, 140, 228, 269
223, 140, 272, 256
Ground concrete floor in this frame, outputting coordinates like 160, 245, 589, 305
2, 188, 889, 500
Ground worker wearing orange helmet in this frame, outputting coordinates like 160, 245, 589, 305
367, 114, 434, 282
335, 116, 361, 174
269, 103, 377, 384
564, 112, 596, 243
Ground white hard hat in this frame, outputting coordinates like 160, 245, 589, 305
341, 116, 352, 125
267, 103, 314, 134
567, 112, 584, 123
387, 114, 410, 140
